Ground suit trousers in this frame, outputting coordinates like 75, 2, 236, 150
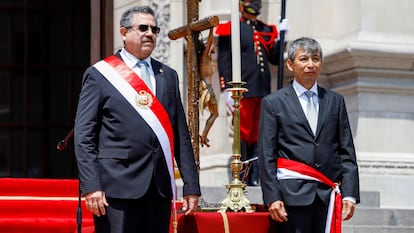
274, 196, 329, 233
93, 179, 172, 233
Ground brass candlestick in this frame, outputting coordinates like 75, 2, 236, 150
219, 81, 253, 213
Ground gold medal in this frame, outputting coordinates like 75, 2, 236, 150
135, 90, 153, 108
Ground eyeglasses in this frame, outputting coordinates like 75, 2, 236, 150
128, 24, 160, 34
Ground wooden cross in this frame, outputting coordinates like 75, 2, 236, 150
168, 0, 219, 172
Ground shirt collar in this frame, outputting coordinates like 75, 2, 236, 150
292, 79, 318, 97
120, 48, 152, 69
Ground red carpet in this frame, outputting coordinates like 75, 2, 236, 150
0, 178, 184, 233
0, 178, 94, 233
0, 178, 274, 233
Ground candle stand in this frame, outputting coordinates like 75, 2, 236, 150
218, 81, 253, 213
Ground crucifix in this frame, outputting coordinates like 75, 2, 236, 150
168, 0, 219, 172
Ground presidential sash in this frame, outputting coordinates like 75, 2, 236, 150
276, 158, 342, 233
93, 55, 176, 200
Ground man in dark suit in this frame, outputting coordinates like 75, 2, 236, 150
74, 5, 200, 233
216, 0, 280, 186
258, 37, 360, 233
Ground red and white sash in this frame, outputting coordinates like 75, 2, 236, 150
277, 158, 342, 233
93, 55, 176, 200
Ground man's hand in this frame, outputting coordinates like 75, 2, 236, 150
268, 200, 288, 222
342, 199, 356, 220
85, 191, 109, 217
181, 195, 199, 215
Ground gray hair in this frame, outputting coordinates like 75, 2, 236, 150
287, 37, 323, 61
119, 5, 157, 28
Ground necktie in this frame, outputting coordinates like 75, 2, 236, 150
304, 91, 318, 134
137, 61, 152, 91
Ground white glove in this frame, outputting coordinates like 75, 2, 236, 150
225, 91, 234, 113
279, 18, 289, 32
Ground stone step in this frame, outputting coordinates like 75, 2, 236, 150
343, 207, 414, 226
177, 184, 414, 232
342, 226, 414, 233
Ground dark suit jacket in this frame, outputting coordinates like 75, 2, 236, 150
74, 52, 200, 199
258, 84, 360, 207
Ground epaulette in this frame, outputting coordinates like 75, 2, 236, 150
215, 21, 231, 36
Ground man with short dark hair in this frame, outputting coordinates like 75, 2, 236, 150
258, 37, 360, 233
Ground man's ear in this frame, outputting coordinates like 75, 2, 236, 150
286, 59, 294, 72
120, 27, 128, 40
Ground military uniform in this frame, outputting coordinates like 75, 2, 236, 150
216, 13, 280, 185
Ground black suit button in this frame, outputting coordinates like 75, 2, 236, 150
314, 143, 319, 147
314, 163, 321, 168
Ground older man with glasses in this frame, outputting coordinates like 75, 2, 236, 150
74, 5, 200, 233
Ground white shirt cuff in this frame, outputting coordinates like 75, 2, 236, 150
342, 196, 356, 204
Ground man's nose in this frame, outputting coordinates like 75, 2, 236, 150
306, 59, 315, 67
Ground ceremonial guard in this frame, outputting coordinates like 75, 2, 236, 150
216, 0, 281, 186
